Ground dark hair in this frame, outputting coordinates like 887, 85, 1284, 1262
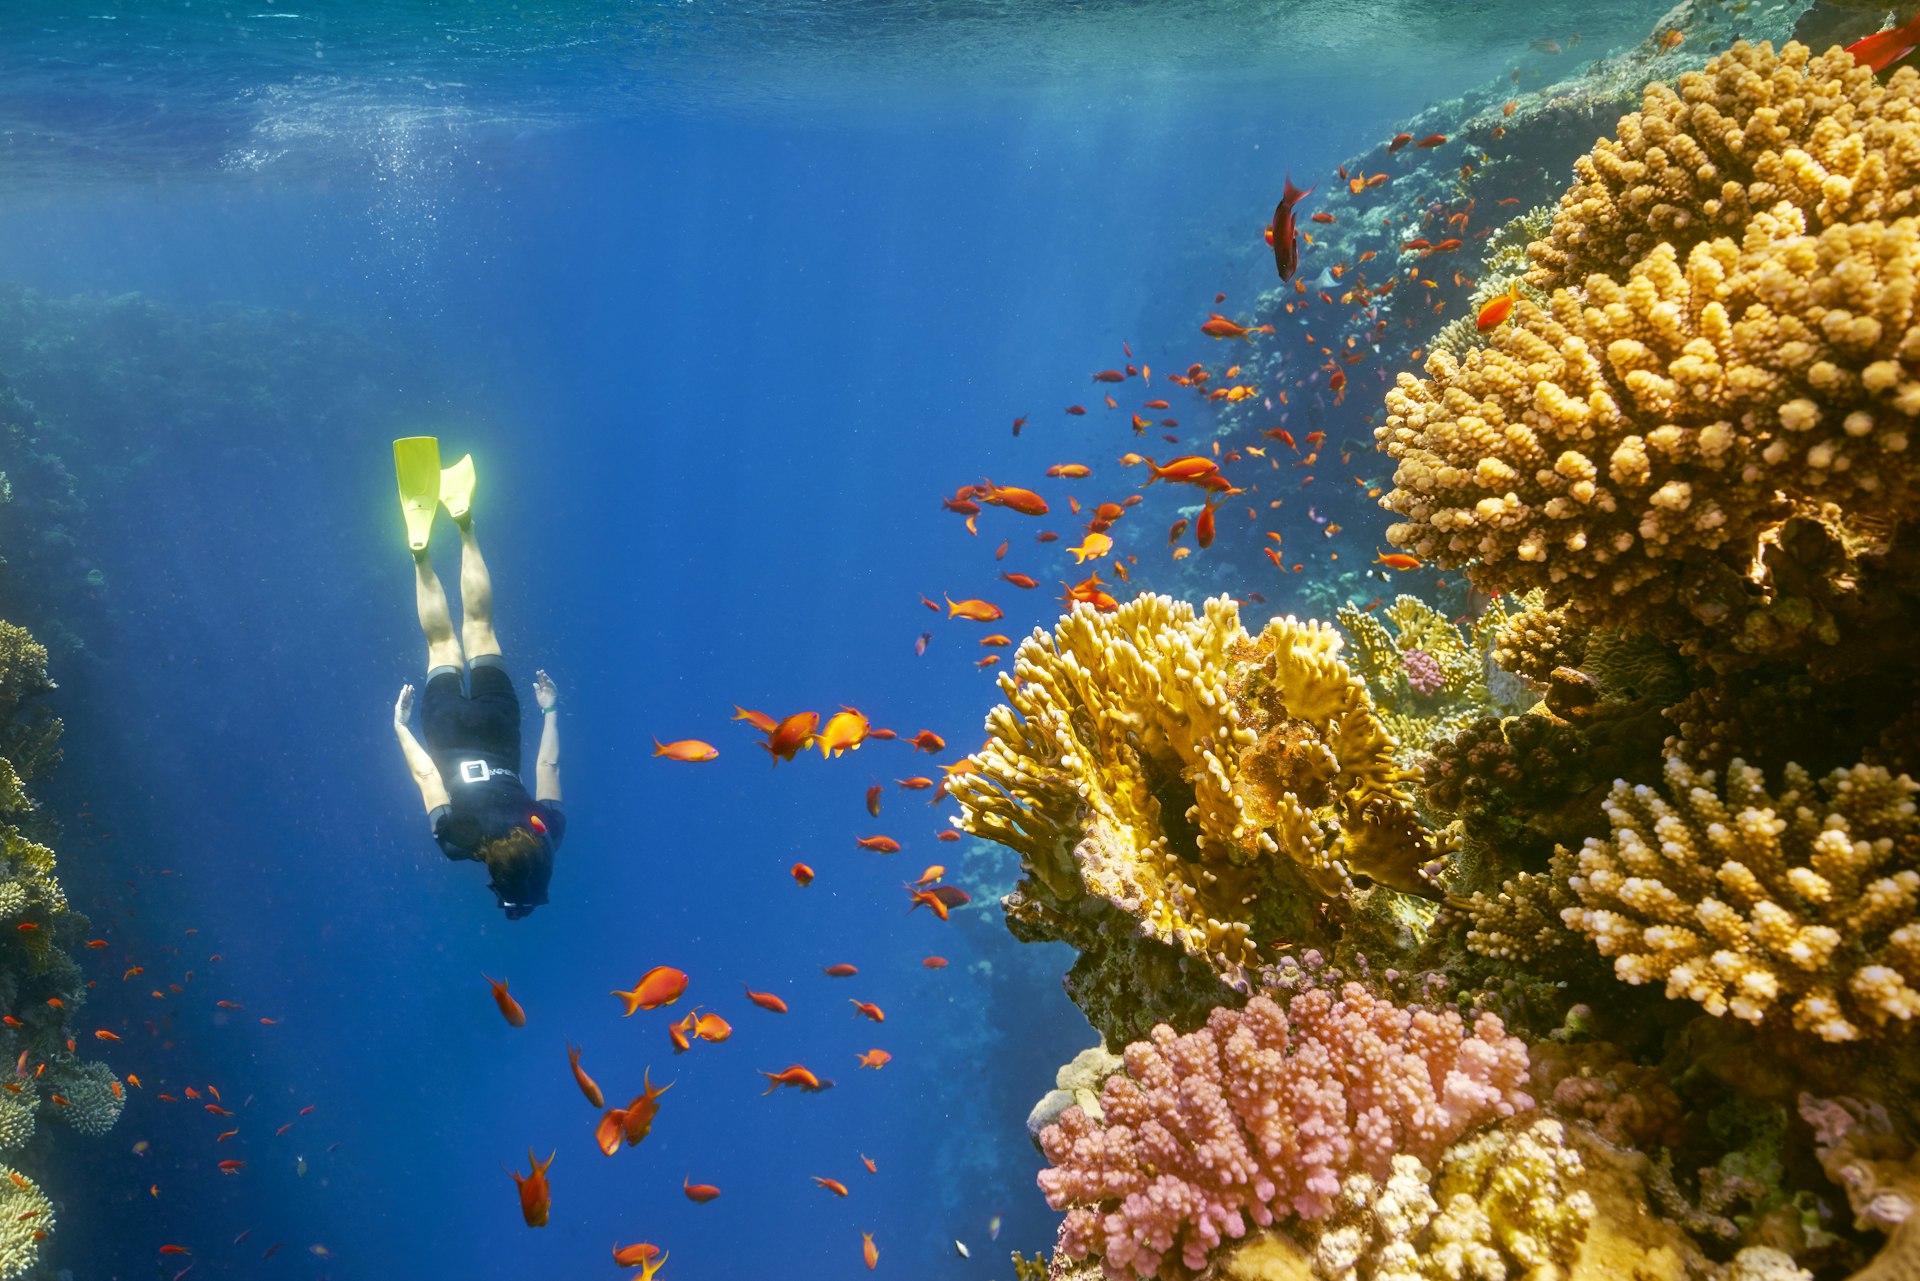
478, 826, 551, 917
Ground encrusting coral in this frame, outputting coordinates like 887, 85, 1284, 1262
1035, 985, 1532, 1281
1561, 754, 1920, 1042
951, 595, 1450, 1040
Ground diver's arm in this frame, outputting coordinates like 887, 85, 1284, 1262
532, 668, 562, 803
393, 684, 451, 813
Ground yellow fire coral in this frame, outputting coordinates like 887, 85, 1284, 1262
1561, 755, 1920, 1042
1527, 42, 1920, 292
949, 595, 1439, 984
1377, 203, 1920, 665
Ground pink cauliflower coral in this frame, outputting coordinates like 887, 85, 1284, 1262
1037, 983, 1532, 1281
1402, 647, 1445, 697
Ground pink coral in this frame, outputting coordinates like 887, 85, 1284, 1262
1036, 984, 1533, 1280
1402, 647, 1444, 698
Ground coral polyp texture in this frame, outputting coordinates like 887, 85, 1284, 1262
0, 1163, 50, 1279
1526, 42, 1920, 292
1561, 754, 1920, 1042
1335, 595, 1510, 766
1379, 202, 1920, 668
1035, 985, 1531, 1281
949, 595, 1448, 1041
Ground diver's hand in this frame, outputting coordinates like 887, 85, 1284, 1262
394, 684, 416, 726
532, 669, 557, 711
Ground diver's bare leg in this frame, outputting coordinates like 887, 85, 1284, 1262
458, 518, 502, 661
414, 550, 465, 672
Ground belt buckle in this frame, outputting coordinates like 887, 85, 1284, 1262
459, 759, 489, 784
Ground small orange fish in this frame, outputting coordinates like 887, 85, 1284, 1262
760, 1063, 829, 1095
612, 966, 688, 1015
849, 1000, 885, 1023
85, 939, 108, 949
652, 738, 719, 762
908, 730, 946, 754
93, 1030, 120, 1042
483, 974, 528, 1027
159, 1245, 191, 1256
1658, 27, 1684, 52
857, 1049, 892, 1069
620, 1069, 673, 1145
1045, 463, 1091, 478
613, 1242, 666, 1271
815, 1175, 851, 1195
862, 1153, 878, 1173
506, 1149, 556, 1227
762, 710, 821, 764
922, 956, 948, 969
998, 572, 1038, 589
566, 1041, 605, 1108
743, 984, 789, 1013
217, 1159, 245, 1174
1140, 455, 1220, 486
668, 1009, 696, 1055
855, 835, 900, 854
1414, 133, 1448, 148
817, 707, 871, 758
1375, 551, 1423, 571
694, 1012, 732, 1043
1199, 314, 1272, 342
683, 1176, 722, 1203
945, 596, 1003, 622
1477, 282, 1521, 332
863, 1232, 879, 1270
822, 963, 859, 978
1196, 500, 1217, 551
1387, 132, 1413, 152
791, 861, 815, 887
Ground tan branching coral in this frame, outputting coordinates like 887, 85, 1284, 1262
0, 1164, 50, 1279
950, 596, 1442, 990
1378, 203, 1920, 666
1528, 42, 1920, 292
1562, 755, 1920, 1041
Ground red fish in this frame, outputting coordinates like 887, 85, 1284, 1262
822, 963, 859, 977
743, 984, 789, 1013
791, 862, 815, 887
908, 730, 946, 754
506, 1149, 555, 1227
1199, 314, 1271, 342
1141, 455, 1220, 486
815, 1175, 851, 1194
620, 1069, 673, 1144
1849, 9, 1920, 69
1270, 175, 1314, 281
611, 966, 688, 1015
849, 1000, 885, 1023
1387, 132, 1413, 152
979, 479, 1048, 516
923, 956, 949, 969
855, 835, 900, 854
483, 975, 526, 1028
761, 1064, 831, 1094
762, 711, 821, 764
683, 1177, 722, 1203
1197, 499, 1217, 550
864, 784, 883, 817
1414, 133, 1448, 148
566, 1041, 604, 1108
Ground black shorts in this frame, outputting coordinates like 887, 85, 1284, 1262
422, 658, 521, 769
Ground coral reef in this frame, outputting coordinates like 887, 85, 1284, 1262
1036, 985, 1531, 1280
1336, 595, 1511, 767
952, 595, 1450, 1042
47, 1056, 123, 1137
1562, 755, 1920, 1042
0, 1163, 50, 1280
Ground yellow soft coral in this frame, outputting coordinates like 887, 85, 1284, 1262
1378, 204, 1920, 663
1528, 42, 1920, 291
1562, 755, 1920, 1041
950, 595, 1439, 976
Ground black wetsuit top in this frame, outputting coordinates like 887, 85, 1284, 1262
420, 658, 564, 916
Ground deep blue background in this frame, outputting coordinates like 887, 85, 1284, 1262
0, 3, 1678, 1273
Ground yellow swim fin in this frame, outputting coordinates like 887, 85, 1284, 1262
393, 436, 443, 553
440, 452, 476, 523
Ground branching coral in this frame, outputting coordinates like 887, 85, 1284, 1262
1562, 755, 1920, 1042
0, 1164, 50, 1279
951, 595, 1445, 1021
46, 1057, 122, 1137
1379, 200, 1920, 668
1337, 596, 1511, 767
1527, 43, 1920, 292
1036, 985, 1531, 1281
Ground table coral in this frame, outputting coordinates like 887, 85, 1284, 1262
951, 596, 1447, 1041
1036, 985, 1530, 1281
1380, 200, 1920, 668
1527, 42, 1920, 292
1562, 755, 1920, 1042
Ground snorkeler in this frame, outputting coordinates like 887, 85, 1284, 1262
389, 437, 563, 919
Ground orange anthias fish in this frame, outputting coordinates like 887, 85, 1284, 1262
1196, 500, 1217, 550
484, 975, 527, 1028
614, 1242, 669, 1276
816, 707, 870, 758
1141, 455, 1220, 487
855, 835, 901, 854
760, 1063, 829, 1095
864, 1233, 879, 1270
908, 730, 945, 754
1477, 282, 1522, 332
791, 862, 815, 887
822, 963, 860, 977
1199, 314, 1273, 342
1387, 132, 1414, 152
1067, 531, 1113, 565
999, 571, 1038, 589
1045, 463, 1091, 478
651, 737, 719, 762
683, 1176, 722, 1202
695, 1012, 732, 1043
1848, 9, 1920, 70
1375, 551, 1423, 571
815, 1175, 851, 1195
849, 1000, 885, 1023
742, 984, 789, 1013
907, 887, 951, 921
1270, 174, 1314, 281
979, 479, 1049, 516
506, 1149, 555, 1227
612, 966, 689, 1015
761, 710, 821, 764
566, 1041, 604, 1108
1414, 133, 1448, 148
669, 1009, 697, 1054
945, 596, 1003, 622
621, 1069, 673, 1145
857, 1049, 892, 1069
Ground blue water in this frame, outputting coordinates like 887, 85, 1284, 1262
0, 2, 1691, 1276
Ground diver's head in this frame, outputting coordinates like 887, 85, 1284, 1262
478, 825, 551, 920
